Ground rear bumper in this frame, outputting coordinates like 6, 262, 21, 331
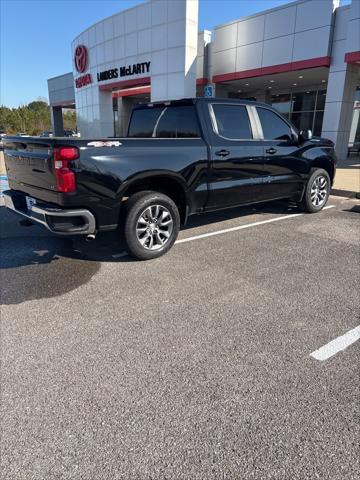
3, 190, 96, 235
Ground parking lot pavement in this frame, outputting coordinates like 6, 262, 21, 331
1, 196, 359, 480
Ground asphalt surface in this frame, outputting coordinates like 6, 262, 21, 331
1, 196, 359, 480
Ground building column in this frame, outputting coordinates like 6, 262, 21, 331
150, 0, 199, 102
51, 106, 64, 136
322, 0, 360, 158
322, 65, 358, 160
75, 87, 114, 138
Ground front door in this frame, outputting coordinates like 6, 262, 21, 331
206, 103, 264, 210
255, 106, 306, 200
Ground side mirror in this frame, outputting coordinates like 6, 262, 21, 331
299, 129, 313, 143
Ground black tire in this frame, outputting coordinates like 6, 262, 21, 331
123, 191, 180, 260
300, 168, 331, 213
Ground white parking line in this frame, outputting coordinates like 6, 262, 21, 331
310, 325, 360, 361
176, 205, 335, 245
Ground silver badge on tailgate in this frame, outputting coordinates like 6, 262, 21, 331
87, 141, 122, 147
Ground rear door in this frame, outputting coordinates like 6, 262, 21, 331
205, 102, 264, 210
127, 102, 209, 213
255, 106, 306, 200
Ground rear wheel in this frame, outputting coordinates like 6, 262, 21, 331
300, 168, 330, 213
124, 191, 180, 260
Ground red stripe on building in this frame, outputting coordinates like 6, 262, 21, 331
112, 86, 151, 98
103, 76, 208, 93
196, 77, 208, 86
344, 51, 360, 64
212, 56, 331, 83
100, 76, 151, 91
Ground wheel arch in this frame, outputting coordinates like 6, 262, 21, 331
310, 157, 335, 185
120, 173, 189, 224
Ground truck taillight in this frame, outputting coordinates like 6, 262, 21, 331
53, 147, 78, 193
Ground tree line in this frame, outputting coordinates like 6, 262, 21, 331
0, 100, 76, 135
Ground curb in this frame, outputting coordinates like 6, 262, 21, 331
331, 188, 360, 199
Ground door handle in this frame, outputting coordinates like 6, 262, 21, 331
266, 147, 277, 155
215, 149, 230, 157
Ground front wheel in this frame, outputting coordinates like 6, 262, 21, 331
300, 168, 331, 213
124, 191, 180, 260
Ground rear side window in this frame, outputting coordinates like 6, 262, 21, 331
257, 107, 292, 141
212, 104, 252, 140
128, 105, 200, 138
127, 108, 161, 138
155, 106, 200, 138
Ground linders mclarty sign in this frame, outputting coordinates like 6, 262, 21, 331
97, 62, 151, 82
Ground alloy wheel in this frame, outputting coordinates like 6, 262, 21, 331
310, 175, 328, 207
136, 204, 174, 250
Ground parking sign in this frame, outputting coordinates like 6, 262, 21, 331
204, 84, 214, 98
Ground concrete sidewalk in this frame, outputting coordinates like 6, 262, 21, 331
333, 156, 360, 197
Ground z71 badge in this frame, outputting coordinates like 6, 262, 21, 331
87, 141, 122, 147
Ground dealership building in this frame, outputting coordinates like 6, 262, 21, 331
48, 0, 360, 159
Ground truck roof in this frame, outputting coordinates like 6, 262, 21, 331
133, 97, 271, 110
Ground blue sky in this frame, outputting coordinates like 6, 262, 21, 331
0, 0, 350, 107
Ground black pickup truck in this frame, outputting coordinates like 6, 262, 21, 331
3, 98, 336, 259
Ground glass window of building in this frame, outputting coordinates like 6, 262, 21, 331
313, 111, 325, 138
291, 111, 314, 133
316, 90, 327, 111
350, 86, 360, 144
271, 89, 327, 137
271, 93, 292, 116
292, 91, 317, 112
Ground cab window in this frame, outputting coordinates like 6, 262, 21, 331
155, 106, 200, 138
128, 105, 200, 138
212, 104, 253, 140
257, 107, 292, 141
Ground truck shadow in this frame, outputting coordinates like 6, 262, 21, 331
66, 200, 300, 263
0, 200, 297, 304
0, 207, 101, 305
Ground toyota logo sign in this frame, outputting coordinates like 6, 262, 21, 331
74, 45, 88, 73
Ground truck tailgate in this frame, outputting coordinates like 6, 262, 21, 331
4, 138, 56, 193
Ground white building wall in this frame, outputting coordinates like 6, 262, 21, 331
47, 73, 75, 106
48, 0, 359, 152
72, 0, 199, 138
196, 30, 211, 80
148, 0, 199, 101
345, 0, 360, 55
48, 73, 76, 136
212, 0, 336, 78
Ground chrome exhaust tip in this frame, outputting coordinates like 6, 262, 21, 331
85, 234, 96, 242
